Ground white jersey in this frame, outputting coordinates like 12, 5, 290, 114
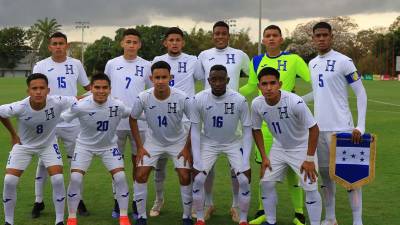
153, 53, 200, 97
196, 47, 250, 91
33, 56, 90, 127
190, 89, 251, 145
130, 87, 190, 146
251, 91, 316, 150
61, 96, 130, 151
104, 55, 152, 131
309, 49, 360, 132
0, 95, 76, 149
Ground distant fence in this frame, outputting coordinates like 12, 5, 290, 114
362, 74, 400, 81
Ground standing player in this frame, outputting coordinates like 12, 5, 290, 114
239, 25, 310, 225
308, 22, 367, 225
1, 73, 77, 225
104, 28, 152, 218
196, 21, 250, 221
251, 67, 322, 225
150, 27, 200, 217
63, 73, 131, 225
32, 32, 91, 218
130, 61, 193, 225
191, 65, 252, 225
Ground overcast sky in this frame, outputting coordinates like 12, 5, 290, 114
1, 0, 399, 42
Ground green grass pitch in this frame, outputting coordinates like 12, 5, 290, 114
0, 77, 399, 225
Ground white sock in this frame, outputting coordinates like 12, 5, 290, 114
50, 174, 66, 224
134, 182, 148, 219
35, 160, 48, 203
192, 172, 207, 221
261, 181, 277, 224
67, 172, 83, 217
180, 184, 193, 219
305, 190, 322, 225
154, 157, 168, 202
320, 167, 336, 221
204, 167, 214, 207
3, 174, 19, 225
348, 188, 363, 225
113, 171, 129, 217
237, 173, 250, 222
231, 169, 239, 208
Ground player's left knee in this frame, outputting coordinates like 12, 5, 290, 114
50, 173, 64, 185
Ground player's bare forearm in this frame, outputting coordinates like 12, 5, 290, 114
307, 124, 319, 157
252, 129, 268, 160
129, 116, 143, 149
0, 117, 20, 145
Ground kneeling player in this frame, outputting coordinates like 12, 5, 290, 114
251, 67, 321, 225
63, 74, 131, 225
129, 61, 193, 225
191, 65, 252, 225
1, 73, 77, 225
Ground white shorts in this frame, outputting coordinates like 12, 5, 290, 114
116, 130, 146, 156
201, 140, 245, 174
71, 146, 124, 172
261, 148, 318, 191
139, 140, 190, 169
317, 130, 352, 168
6, 142, 63, 170
56, 126, 80, 158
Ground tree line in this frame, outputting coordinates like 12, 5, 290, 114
1, 16, 399, 76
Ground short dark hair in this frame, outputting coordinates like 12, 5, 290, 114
257, 67, 280, 81
91, 73, 111, 86
164, 27, 184, 39
263, 25, 282, 36
213, 21, 229, 32
210, 64, 227, 74
26, 73, 48, 86
123, 28, 141, 39
313, 22, 332, 33
151, 61, 171, 73
49, 32, 67, 42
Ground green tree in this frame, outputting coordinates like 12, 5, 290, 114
0, 27, 30, 69
135, 25, 169, 60
27, 17, 61, 59
84, 36, 116, 75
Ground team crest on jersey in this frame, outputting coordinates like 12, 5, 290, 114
277, 106, 289, 119
109, 106, 119, 117
45, 108, 55, 120
226, 54, 235, 64
168, 102, 177, 113
224, 103, 235, 114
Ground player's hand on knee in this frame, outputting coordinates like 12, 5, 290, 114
351, 128, 362, 144
136, 147, 150, 166
260, 158, 271, 178
177, 148, 192, 167
300, 161, 318, 183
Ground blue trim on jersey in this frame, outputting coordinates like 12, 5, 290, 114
345, 71, 360, 84
265, 51, 291, 59
252, 54, 264, 74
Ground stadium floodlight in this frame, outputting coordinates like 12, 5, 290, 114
75, 21, 90, 64
258, 0, 262, 55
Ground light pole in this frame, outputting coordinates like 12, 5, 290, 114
224, 19, 237, 34
75, 21, 90, 64
258, 0, 262, 54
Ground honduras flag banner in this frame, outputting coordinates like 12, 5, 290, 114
329, 133, 377, 189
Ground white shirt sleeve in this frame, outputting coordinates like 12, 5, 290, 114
241, 126, 252, 171
251, 100, 263, 129
241, 51, 250, 76
130, 97, 144, 119
350, 80, 367, 134
121, 103, 132, 119
32, 63, 41, 74
104, 60, 112, 77
0, 102, 20, 118
77, 61, 90, 87
195, 53, 206, 81
189, 96, 201, 124
239, 99, 252, 127
183, 97, 192, 120
292, 97, 316, 129
59, 96, 78, 111
61, 103, 79, 123
190, 122, 203, 171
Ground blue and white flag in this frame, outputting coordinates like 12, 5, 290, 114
329, 133, 376, 189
